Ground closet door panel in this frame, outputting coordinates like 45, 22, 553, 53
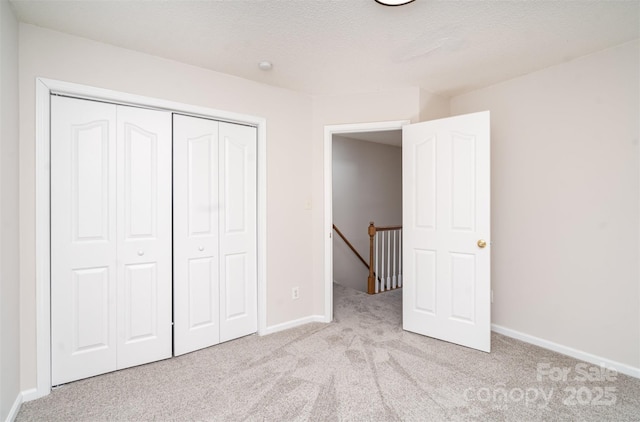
173, 115, 221, 356
116, 105, 172, 369
219, 122, 257, 343
51, 96, 118, 385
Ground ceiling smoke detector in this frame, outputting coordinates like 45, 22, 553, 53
375, 0, 415, 6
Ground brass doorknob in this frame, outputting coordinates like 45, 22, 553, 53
477, 239, 487, 248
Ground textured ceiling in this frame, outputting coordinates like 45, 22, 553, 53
10, 0, 640, 97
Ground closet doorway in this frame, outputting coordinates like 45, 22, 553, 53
34, 78, 267, 398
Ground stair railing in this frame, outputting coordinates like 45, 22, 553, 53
333, 222, 402, 295
368, 221, 402, 294
332, 224, 369, 270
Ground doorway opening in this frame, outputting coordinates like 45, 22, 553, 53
325, 112, 492, 352
324, 120, 410, 322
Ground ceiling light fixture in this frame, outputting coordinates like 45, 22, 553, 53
258, 61, 273, 71
375, 0, 415, 6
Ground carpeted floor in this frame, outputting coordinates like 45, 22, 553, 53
17, 283, 640, 421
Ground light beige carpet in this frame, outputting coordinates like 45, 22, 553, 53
17, 283, 640, 421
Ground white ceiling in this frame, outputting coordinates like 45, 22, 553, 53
10, 0, 640, 98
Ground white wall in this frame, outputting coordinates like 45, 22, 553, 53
332, 135, 402, 291
451, 41, 640, 369
18, 24, 315, 391
0, 0, 21, 419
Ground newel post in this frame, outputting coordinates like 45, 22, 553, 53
367, 221, 376, 294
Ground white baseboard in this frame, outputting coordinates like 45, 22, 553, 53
261, 315, 327, 336
492, 324, 640, 379
4, 392, 22, 422
20, 388, 39, 403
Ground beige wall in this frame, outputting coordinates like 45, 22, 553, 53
419, 88, 451, 122
15, 16, 638, 399
16, 23, 448, 395
332, 135, 402, 292
451, 41, 640, 368
1, 0, 21, 419
18, 24, 315, 390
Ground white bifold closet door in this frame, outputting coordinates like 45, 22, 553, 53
173, 114, 257, 356
51, 96, 172, 385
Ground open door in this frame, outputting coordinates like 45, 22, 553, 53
402, 111, 490, 352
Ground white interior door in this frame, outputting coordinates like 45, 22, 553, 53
402, 111, 491, 352
218, 122, 258, 343
52, 97, 172, 384
115, 105, 172, 369
173, 115, 221, 356
173, 117, 257, 353
51, 96, 118, 385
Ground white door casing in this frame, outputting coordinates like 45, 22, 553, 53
173, 115, 221, 355
402, 111, 491, 352
51, 97, 172, 384
322, 120, 411, 323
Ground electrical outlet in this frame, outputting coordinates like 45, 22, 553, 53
292, 287, 300, 300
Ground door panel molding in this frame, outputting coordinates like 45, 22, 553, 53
402, 111, 490, 352
34, 78, 267, 399
50, 96, 118, 385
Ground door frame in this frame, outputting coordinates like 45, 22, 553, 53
323, 120, 410, 322
33, 78, 268, 398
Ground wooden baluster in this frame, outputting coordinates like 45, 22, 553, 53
367, 222, 376, 294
